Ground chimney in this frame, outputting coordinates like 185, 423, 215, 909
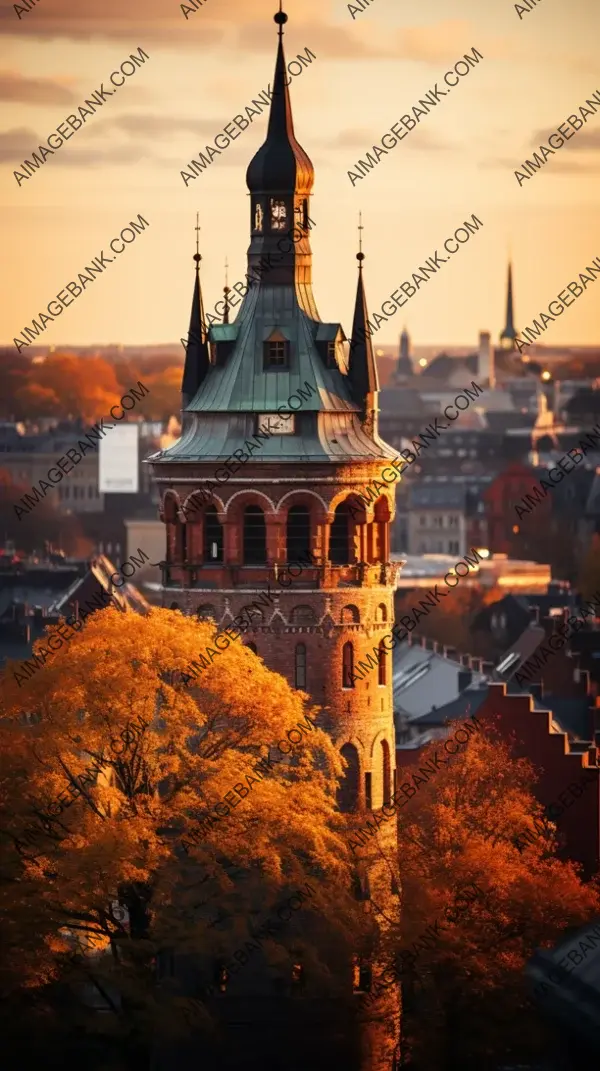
458, 669, 472, 693
470, 657, 483, 673
482, 660, 495, 677
444, 646, 458, 662
460, 653, 470, 667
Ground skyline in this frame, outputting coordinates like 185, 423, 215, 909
1, 0, 600, 349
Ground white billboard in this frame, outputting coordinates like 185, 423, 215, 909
99, 423, 139, 493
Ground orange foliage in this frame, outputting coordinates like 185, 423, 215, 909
368, 728, 600, 1066
0, 607, 359, 1041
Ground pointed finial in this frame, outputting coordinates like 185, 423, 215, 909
223, 256, 231, 324
194, 212, 201, 266
357, 210, 365, 268
274, 1, 287, 38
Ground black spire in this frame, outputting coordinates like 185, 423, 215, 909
246, 9, 313, 196
349, 215, 379, 431
245, 8, 314, 290
500, 260, 517, 348
181, 216, 210, 408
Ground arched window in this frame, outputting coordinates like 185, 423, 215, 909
338, 743, 360, 812
243, 505, 267, 564
295, 643, 307, 689
246, 642, 257, 654
342, 642, 355, 688
378, 638, 387, 686
290, 605, 316, 625
287, 505, 311, 561
330, 502, 352, 564
204, 506, 223, 562
197, 604, 217, 621
341, 604, 360, 624
381, 740, 391, 807
376, 603, 388, 623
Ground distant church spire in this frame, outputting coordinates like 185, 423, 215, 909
396, 326, 413, 378
181, 213, 210, 408
349, 214, 379, 432
500, 260, 518, 349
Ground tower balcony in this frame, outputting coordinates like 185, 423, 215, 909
158, 560, 403, 591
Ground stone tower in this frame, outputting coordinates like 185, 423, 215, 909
149, 9, 401, 1069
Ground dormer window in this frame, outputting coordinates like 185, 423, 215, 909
270, 199, 287, 231
263, 329, 289, 370
327, 341, 336, 365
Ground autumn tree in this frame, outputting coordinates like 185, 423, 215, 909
0, 607, 363, 1067
353, 725, 600, 1070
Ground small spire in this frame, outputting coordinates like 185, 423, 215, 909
349, 234, 379, 426
182, 215, 210, 408
223, 256, 230, 325
357, 211, 364, 268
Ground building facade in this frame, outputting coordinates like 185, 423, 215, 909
148, 9, 402, 1070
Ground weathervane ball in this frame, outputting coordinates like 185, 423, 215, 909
193, 253, 201, 263
274, 9, 288, 25
357, 252, 365, 262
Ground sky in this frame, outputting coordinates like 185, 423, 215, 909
1, 0, 600, 350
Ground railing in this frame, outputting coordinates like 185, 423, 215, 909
156, 560, 403, 590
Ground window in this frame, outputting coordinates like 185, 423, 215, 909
375, 603, 388, 623
330, 503, 352, 564
341, 605, 360, 624
204, 506, 224, 562
254, 201, 264, 231
243, 505, 267, 564
365, 771, 372, 811
448, 541, 459, 555
381, 740, 391, 807
291, 605, 316, 625
295, 643, 307, 689
338, 743, 359, 811
197, 605, 217, 621
287, 505, 311, 561
378, 639, 387, 686
342, 642, 355, 688
270, 198, 287, 230
327, 341, 336, 366
265, 340, 287, 366
419, 515, 426, 527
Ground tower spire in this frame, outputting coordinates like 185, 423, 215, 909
223, 257, 230, 325
349, 214, 379, 432
181, 215, 210, 408
245, 7, 314, 292
500, 260, 517, 348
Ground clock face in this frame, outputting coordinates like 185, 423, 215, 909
257, 413, 295, 435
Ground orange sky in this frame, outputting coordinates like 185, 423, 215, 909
1, 0, 599, 350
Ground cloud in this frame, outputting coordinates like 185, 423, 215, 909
0, 70, 78, 105
528, 128, 600, 154
328, 127, 453, 153
0, 126, 162, 166
95, 113, 228, 140
0, 0, 494, 70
